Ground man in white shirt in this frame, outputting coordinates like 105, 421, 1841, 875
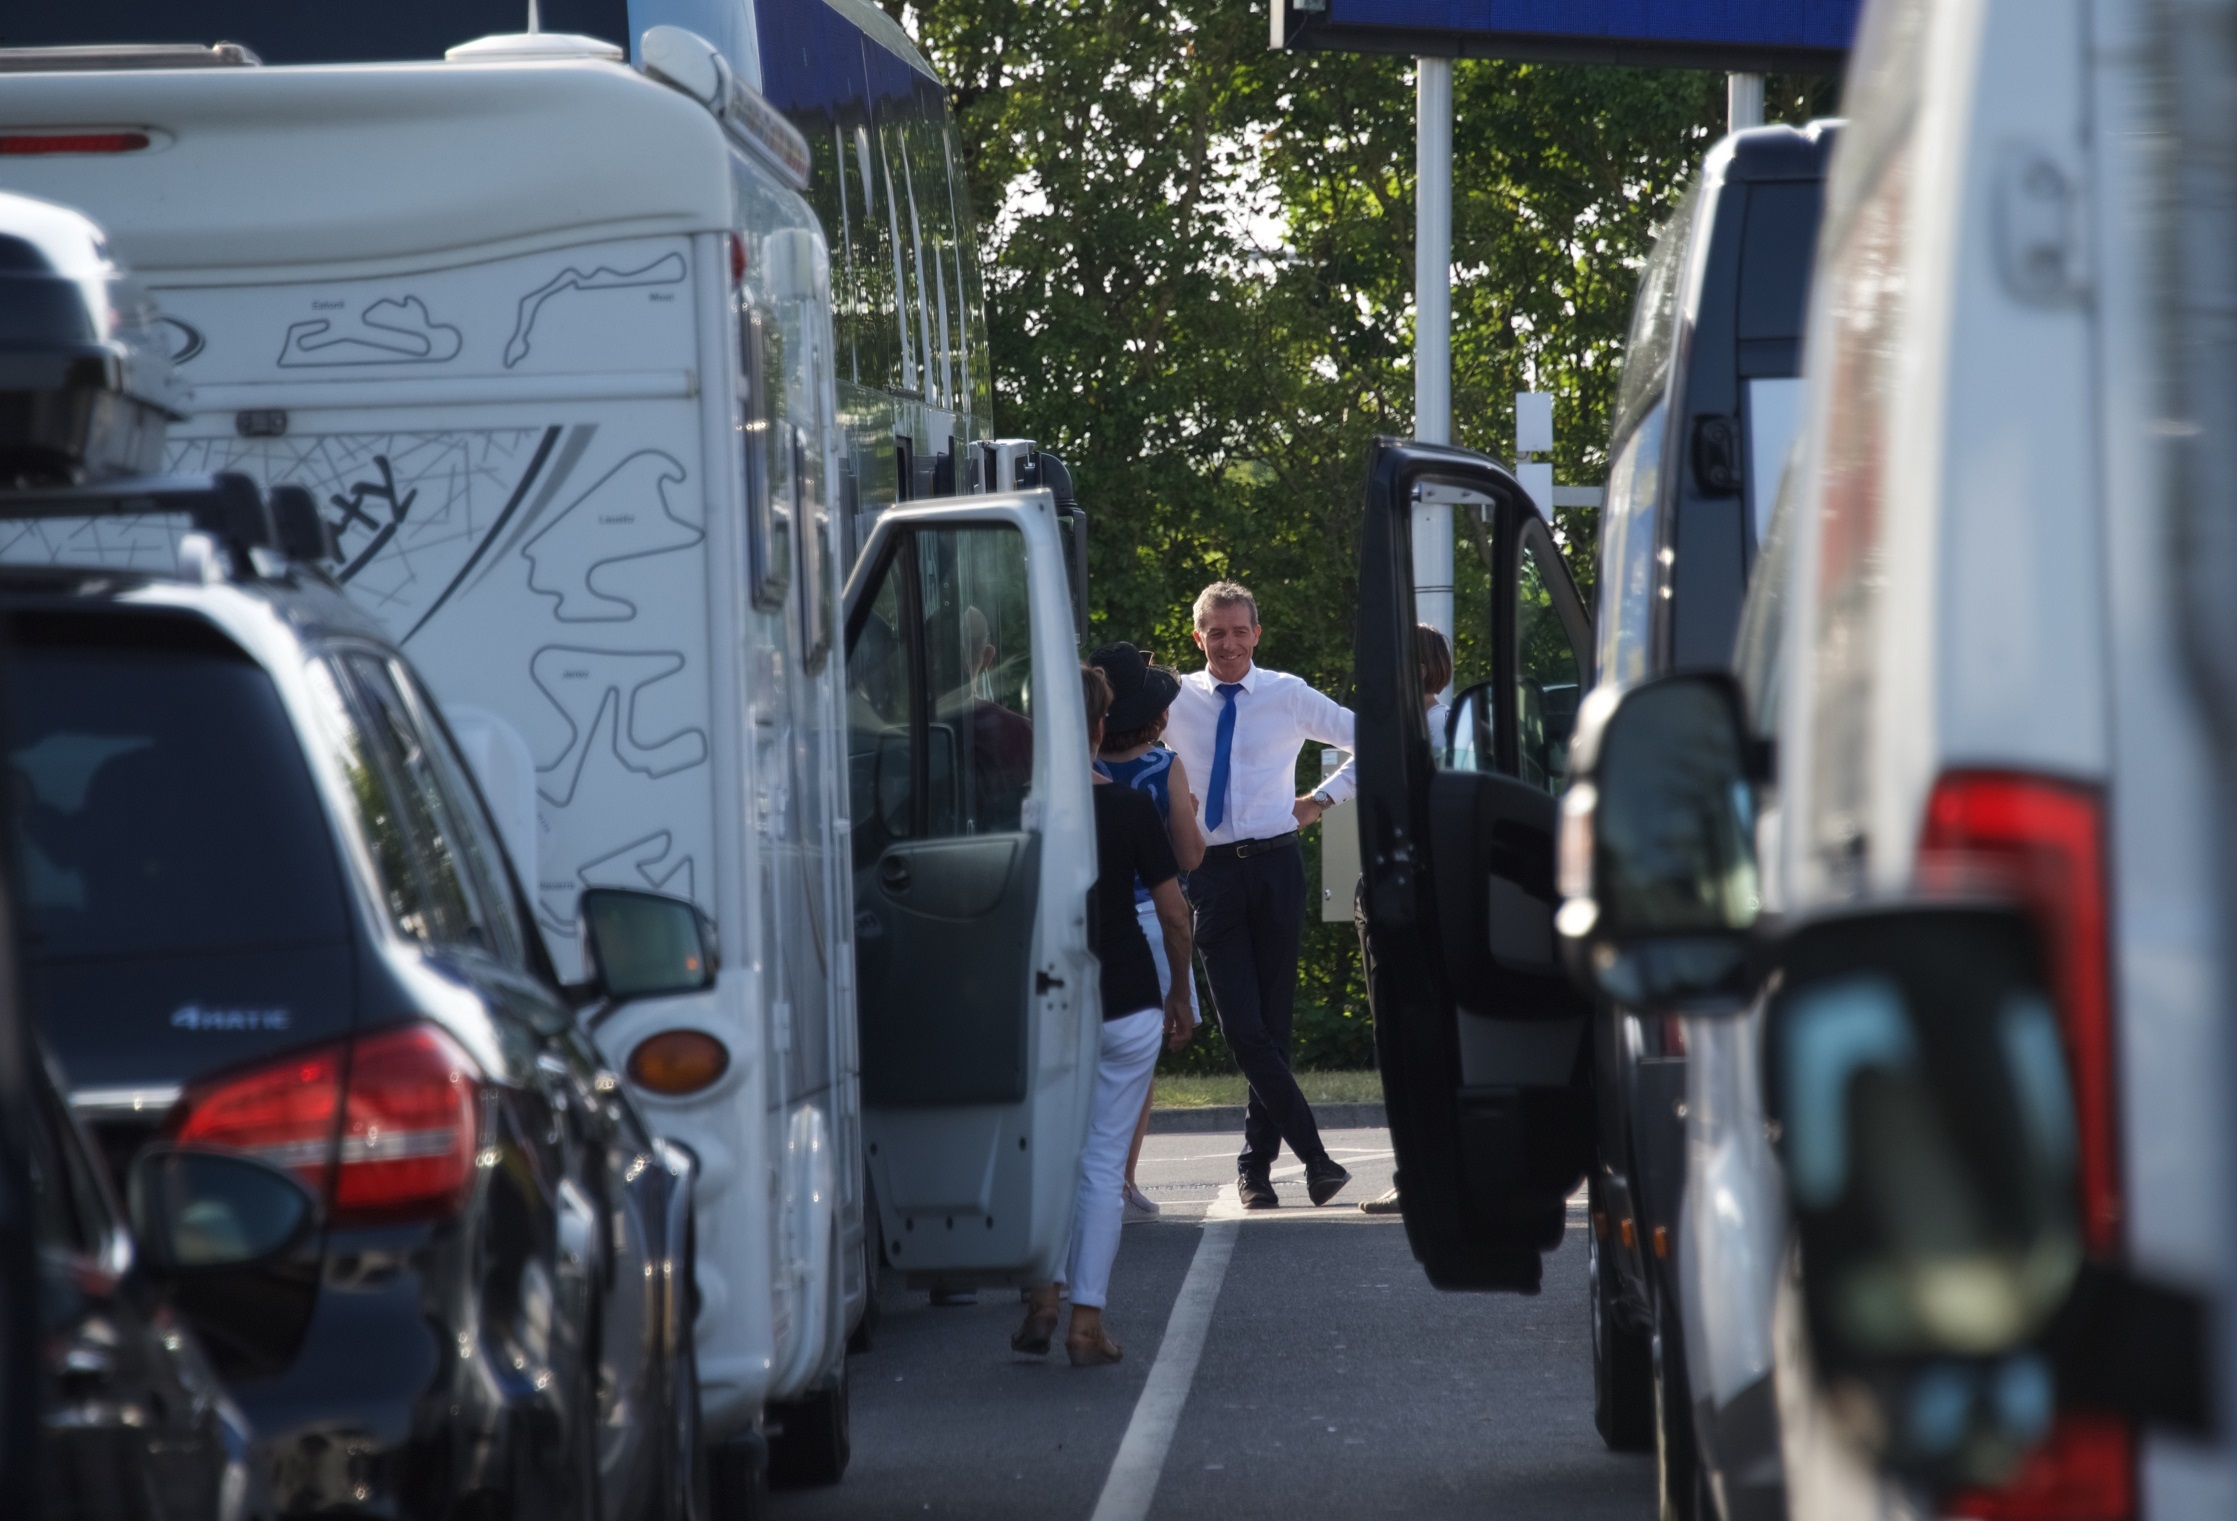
1164, 581, 1356, 1208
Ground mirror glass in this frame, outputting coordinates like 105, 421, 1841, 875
1767, 907, 2081, 1485
131, 1150, 315, 1270
580, 888, 717, 1001
1594, 676, 1758, 936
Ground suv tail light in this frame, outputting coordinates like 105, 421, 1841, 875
171, 1023, 482, 1226
1918, 772, 2130, 1521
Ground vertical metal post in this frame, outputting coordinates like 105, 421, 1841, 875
1412, 56, 1455, 649
1727, 72, 1764, 131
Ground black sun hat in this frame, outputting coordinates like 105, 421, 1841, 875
1088, 642, 1182, 732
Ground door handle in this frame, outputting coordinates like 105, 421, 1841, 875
58, 1343, 116, 1393
880, 856, 912, 893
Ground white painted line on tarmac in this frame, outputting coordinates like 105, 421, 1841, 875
1087, 1215, 1239, 1521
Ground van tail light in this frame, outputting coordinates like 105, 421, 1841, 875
170, 1023, 482, 1227
1918, 772, 2132, 1521
1946, 1415, 2134, 1521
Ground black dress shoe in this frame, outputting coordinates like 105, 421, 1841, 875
1237, 1173, 1278, 1210
1305, 1159, 1353, 1206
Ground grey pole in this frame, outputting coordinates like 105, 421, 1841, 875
1727, 71, 1764, 131
1412, 56, 1454, 648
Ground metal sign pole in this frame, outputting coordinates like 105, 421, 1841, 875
1411, 55, 1454, 649
1728, 71, 1764, 130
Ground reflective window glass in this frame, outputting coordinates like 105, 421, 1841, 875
1516, 538, 1586, 794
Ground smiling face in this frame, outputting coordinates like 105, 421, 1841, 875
1192, 600, 1260, 684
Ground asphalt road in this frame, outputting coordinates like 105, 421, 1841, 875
771, 1127, 1655, 1520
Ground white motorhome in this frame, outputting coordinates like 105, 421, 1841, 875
0, 28, 1101, 1497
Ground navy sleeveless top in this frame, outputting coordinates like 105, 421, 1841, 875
1099, 748, 1175, 907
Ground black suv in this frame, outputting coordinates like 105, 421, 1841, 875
0, 474, 707, 1521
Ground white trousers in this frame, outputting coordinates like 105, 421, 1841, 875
1136, 898, 1198, 1024
1059, 1007, 1163, 1309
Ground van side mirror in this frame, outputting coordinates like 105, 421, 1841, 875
128, 1149, 317, 1274
1767, 907, 2079, 1486
1556, 673, 1761, 1009
1765, 905, 2214, 1490
576, 888, 718, 1007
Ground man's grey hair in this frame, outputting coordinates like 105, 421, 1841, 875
1192, 580, 1259, 630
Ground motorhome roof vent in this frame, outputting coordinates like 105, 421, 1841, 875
444, 33, 625, 64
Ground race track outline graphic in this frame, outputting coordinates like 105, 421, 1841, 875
530, 646, 709, 807
537, 830, 698, 938
279, 296, 464, 367
503, 252, 688, 367
521, 450, 701, 621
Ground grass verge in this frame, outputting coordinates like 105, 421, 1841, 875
1150, 1070, 1384, 1109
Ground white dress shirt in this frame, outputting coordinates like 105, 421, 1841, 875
1164, 664, 1356, 846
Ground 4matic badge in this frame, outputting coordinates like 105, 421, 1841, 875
170, 1003, 291, 1032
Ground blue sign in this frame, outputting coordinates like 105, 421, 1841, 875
1273, 0, 1862, 69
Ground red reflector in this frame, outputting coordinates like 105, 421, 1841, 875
168, 1023, 482, 1227
0, 132, 151, 155
729, 231, 747, 287
1917, 772, 2121, 1252
1945, 1413, 2134, 1521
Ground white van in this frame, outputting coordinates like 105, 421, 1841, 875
1560, 1, 2237, 1517
0, 29, 1101, 1496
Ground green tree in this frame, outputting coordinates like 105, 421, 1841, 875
902, 0, 1824, 1066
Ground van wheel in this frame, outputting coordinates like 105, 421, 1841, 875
1589, 1209, 1654, 1451
1652, 1280, 1701, 1521
768, 1366, 851, 1488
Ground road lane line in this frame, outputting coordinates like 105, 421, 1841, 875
1088, 1214, 1239, 1521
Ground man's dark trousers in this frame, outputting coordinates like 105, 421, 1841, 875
1191, 837, 1328, 1176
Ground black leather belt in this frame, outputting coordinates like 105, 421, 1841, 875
1203, 832, 1298, 862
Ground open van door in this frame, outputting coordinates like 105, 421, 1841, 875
1354, 439, 1597, 1293
841, 490, 1097, 1282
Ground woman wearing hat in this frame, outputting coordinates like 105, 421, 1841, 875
1086, 642, 1207, 1217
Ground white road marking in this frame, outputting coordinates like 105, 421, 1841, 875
1087, 1214, 1240, 1521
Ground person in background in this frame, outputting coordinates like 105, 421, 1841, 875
1360, 621, 1454, 1217
1087, 643, 1208, 1219
1164, 580, 1356, 1210
1010, 666, 1195, 1365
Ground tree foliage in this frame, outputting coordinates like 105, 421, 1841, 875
899, 0, 1826, 1066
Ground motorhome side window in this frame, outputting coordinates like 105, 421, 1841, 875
743, 305, 791, 609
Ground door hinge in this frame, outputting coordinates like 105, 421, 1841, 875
1035, 970, 1065, 995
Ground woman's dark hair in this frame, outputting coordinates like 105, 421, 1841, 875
1081, 664, 1114, 736
1099, 706, 1169, 756
1416, 621, 1453, 694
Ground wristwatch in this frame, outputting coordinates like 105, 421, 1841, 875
1311, 789, 1335, 809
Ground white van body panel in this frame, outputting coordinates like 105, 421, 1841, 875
1771, 0, 2237, 1511
2088, 0, 2237, 1510
0, 53, 859, 1434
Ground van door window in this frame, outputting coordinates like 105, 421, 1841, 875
849, 563, 917, 870
1597, 402, 1668, 688
1516, 537, 1586, 793
919, 527, 1034, 835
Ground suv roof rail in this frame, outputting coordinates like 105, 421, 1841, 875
0, 471, 346, 579
0, 43, 261, 73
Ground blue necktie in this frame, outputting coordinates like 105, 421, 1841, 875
1205, 682, 1244, 832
